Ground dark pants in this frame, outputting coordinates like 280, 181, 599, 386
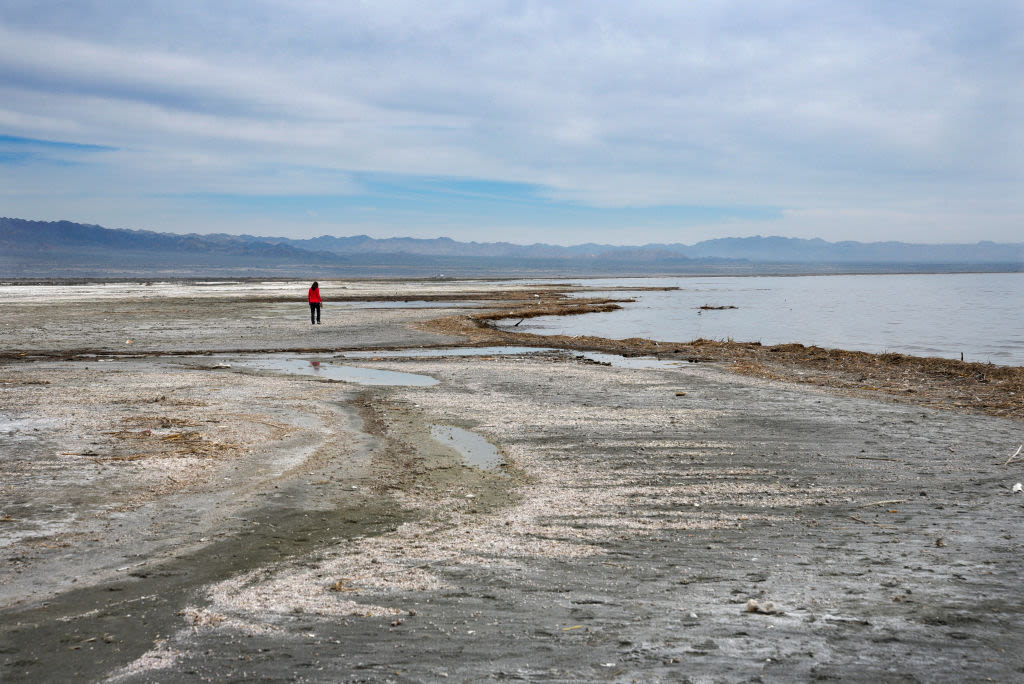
309, 302, 321, 324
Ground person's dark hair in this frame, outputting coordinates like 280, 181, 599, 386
311, 281, 319, 289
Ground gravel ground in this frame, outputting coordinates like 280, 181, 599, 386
2, 283, 1023, 682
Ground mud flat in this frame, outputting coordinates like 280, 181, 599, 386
1, 281, 1023, 682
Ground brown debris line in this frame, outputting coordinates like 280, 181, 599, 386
421, 308, 1024, 422
474, 298, 633, 322
699, 304, 738, 310
99, 415, 242, 460
712, 340, 1024, 420
587, 286, 680, 292
121, 416, 202, 428
96, 453, 151, 463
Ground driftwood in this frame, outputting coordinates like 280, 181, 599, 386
848, 515, 898, 529
855, 499, 907, 508
1005, 444, 1023, 466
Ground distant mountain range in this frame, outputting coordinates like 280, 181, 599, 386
268, 233, 1024, 264
1, 217, 1021, 277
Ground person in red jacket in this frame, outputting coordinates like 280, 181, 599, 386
308, 281, 322, 324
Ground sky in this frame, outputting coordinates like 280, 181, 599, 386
1, 1, 1022, 245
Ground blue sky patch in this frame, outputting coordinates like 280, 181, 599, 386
0, 135, 117, 152
0, 135, 117, 167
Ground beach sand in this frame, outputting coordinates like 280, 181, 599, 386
2, 281, 1022, 682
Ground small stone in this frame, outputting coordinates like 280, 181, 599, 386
745, 599, 777, 614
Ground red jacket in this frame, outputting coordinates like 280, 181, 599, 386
308, 287, 322, 304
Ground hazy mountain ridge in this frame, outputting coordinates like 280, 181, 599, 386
0, 218, 336, 260
269, 232, 1023, 264
2, 217, 1021, 277
681, 236, 1024, 263
264, 234, 629, 258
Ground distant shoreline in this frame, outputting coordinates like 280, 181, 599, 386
423, 293, 1024, 421
2, 263, 1023, 285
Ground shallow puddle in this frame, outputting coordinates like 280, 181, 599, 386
339, 346, 552, 359
0, 415, 59, 442
228, 357, 439, 387
430, 424, 504, 471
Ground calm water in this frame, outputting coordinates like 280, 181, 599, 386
502, 274, 1024, 366
430, 424, 505, 471
227, 356, 439, 386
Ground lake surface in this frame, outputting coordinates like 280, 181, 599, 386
502, 273, 1024, 366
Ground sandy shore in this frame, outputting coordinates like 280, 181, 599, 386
2, 281, 1023, 682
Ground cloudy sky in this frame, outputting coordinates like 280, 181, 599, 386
1, 1, 1021, 245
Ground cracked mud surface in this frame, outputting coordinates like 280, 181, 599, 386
2, 282, 1023, 682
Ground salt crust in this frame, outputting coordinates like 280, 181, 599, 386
200, 356, 843, 630
104, 642, 182, 682
181, 606, 285, 634
0, 362, 333, 549
0, 278, 553, 305
98, 605, 298, 679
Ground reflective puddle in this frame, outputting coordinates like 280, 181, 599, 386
430, 424, 504, 471
340, 346, 552, 359
228, 357, 439, 387
216, 347, 684, 388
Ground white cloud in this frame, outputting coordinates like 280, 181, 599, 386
0, 1, 1021, 242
